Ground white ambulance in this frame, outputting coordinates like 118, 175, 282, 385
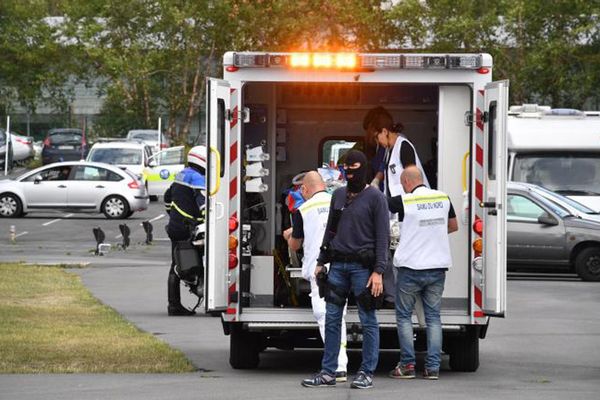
203, 52, 508, 372
507, 104, 600, 211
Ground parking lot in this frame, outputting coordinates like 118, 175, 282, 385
1, 179, 599, 399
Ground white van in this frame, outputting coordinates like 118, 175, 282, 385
203, 52, 508, 372
507, 104, 600, 211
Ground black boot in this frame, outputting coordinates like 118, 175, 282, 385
168, 269, 195, 316
168, 304, 195, 316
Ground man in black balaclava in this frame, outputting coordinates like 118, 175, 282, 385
344, 150, 369, 194
302, 150, 390, 389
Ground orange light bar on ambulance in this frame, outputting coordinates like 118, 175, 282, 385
229, 52, 484, 71
290, 53, 311, 68
336, 53, 357, 68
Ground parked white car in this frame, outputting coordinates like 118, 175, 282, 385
126, 129, 170, 153
86, 141, 153, 182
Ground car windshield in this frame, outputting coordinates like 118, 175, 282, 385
533, 185, 598, 214
89, 148, 142, 165
513, 154, 600, 196
50, 132, 82, 144
529, 192, 571, 218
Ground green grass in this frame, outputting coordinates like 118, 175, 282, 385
0, 263, 196, 373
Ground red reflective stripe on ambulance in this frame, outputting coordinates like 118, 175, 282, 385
230, 141, 237, 164
476, 108, 484, 132
230, 176, 237, 198
475, 180, 483, 202
475, 144, 483, 167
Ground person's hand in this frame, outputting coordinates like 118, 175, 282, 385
283, 227, 292, 241
367, 271, 383, 297
314, 264, 325, 279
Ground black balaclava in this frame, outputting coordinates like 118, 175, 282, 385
344, 150, 368, 193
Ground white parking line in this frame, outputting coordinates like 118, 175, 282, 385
149, 214, 165, 223
41, 213, 73, 227
139, 214, 165, 227
15, 231, 28, 238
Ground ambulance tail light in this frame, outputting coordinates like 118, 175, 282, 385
228, 253, 238, 269
229, 235, 238, 250
229, 216, 239, 233
472, 238, 483, 254
473, 218, 483, 236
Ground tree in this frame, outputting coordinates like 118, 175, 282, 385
499, 0, 600, 108
386, 0, 600, 108
0, 0, 76, 116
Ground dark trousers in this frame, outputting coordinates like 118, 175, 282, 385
168, 228, 189, 307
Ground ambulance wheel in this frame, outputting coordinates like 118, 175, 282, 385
575, 247, 600, 281
448, 327, 479, 372
229, 324, 260, 369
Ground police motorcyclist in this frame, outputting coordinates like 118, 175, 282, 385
164, 145, 207, 316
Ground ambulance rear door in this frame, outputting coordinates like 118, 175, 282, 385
481, 80, 509, 317
205, 78, 231, 312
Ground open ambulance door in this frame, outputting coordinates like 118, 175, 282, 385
205, 78, 231, 313
482, 80, 508, 317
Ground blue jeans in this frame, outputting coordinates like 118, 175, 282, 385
395, 267, 446, 371
322, 261, 379, 375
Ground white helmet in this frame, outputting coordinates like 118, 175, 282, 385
188, 145, 207, 170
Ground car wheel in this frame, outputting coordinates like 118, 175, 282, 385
102, 195, 130, 219
0, 193, 23, 218
575, 247, 600, 281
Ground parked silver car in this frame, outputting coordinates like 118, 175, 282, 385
507, 182, 600, 281
8, 131, 35, 163
0, 161, 149, 219
0, 130, 13, 168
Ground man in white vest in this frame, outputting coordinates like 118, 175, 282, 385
387, 166, 458, 380
283, 171, 348, 382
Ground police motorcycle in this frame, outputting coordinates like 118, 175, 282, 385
172, 220, 206, 312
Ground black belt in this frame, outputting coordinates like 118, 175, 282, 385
331, 252, 361, 263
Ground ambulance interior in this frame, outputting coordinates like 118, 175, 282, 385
239, 82, 471, 316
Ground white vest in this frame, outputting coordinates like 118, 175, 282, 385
386, 136, 430, 197
297, 191, 332, 281
393, 186, 453, 270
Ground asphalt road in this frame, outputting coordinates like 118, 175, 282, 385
0, 201, 599, 399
